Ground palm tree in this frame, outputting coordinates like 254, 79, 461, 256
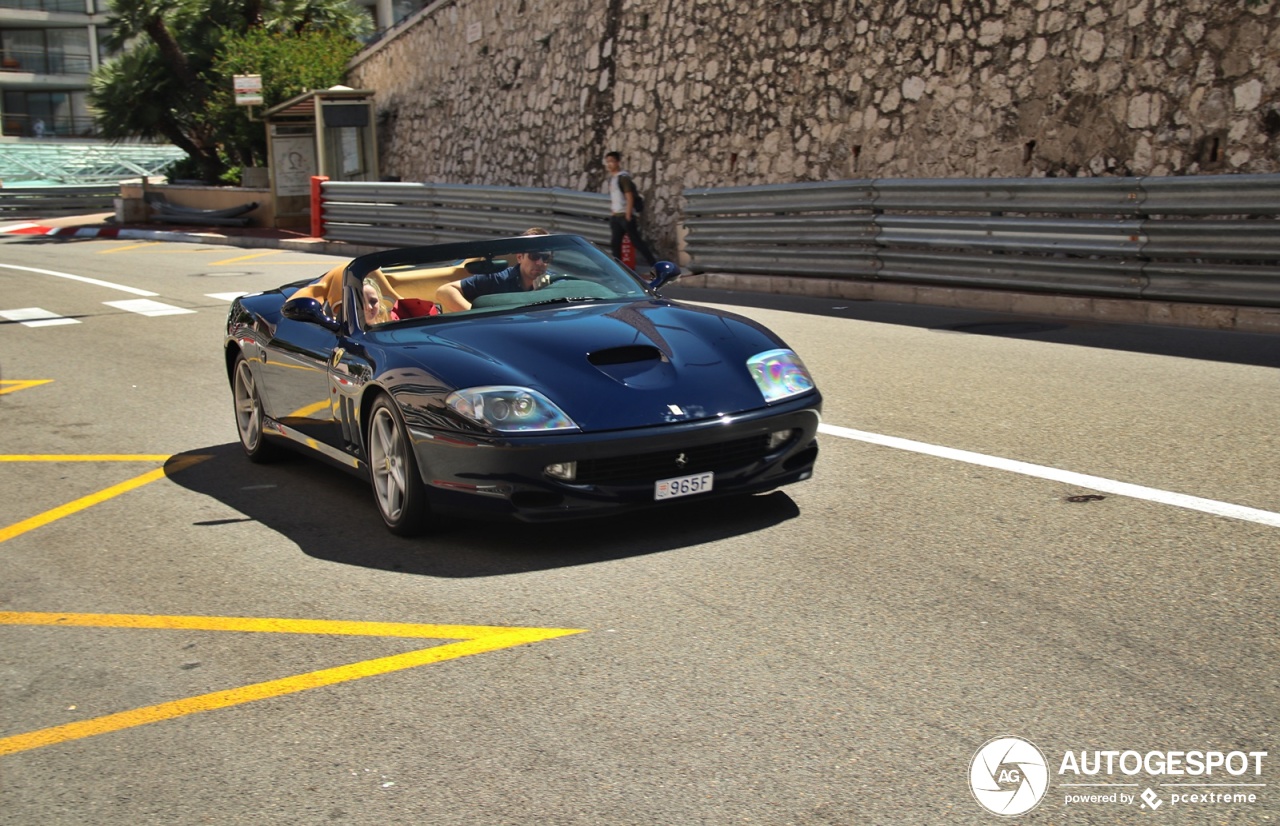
91, 0, 369, 182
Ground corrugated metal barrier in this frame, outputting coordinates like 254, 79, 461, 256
0, 184, 117, 214
316, 174, 1280, 307
319, 181, 611, 248
682, 174, 1280, 307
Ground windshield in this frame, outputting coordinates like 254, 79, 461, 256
346, 234, 651, 329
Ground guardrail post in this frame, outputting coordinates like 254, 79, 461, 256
310, 175, 329, 238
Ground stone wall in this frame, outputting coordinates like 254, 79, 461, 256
349, 0, 1280, 253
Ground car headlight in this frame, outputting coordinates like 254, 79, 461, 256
446, 386, 579, 432
747, 349, 815, 403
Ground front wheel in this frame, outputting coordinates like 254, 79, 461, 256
366, 395, 431, 536
232, 353, 279, 463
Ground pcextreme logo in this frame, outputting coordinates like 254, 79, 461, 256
969, 736, 1269, 817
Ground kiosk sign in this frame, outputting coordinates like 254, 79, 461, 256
234, 75, 263, 107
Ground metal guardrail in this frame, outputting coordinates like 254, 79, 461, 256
318, 175, 1280, 307
0, 183, 116, 213
683, 174, 1280, 307
319, 181, 611, 248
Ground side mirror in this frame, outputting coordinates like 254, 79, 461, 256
281, 297, 341, 331
647, 260, 682, 291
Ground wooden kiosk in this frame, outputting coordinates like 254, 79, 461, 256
261, 87, 378, 229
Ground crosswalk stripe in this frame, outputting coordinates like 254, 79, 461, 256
0, 307, 80, 327
102, 299, 197, 317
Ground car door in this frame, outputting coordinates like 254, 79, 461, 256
257, 313, 340, 446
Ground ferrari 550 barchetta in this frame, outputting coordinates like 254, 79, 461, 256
225, 233, 821, 535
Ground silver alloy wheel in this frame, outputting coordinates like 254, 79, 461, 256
368, 405, 408, 521
233, 358, 262, 452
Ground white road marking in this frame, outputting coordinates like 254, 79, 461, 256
206, 291, 249, 302
103, 299, 196, 317
0, 307, 80, 327
0, 263, 158, 296
818, 423, 1280, 529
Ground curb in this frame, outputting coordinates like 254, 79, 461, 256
0, 220, 379, 257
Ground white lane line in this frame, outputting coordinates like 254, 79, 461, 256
103, 299, 196, 317
0, 263, 158, 296
818, 423, 1280, 529
0, 307, 80, 327
206, 291, 249, 302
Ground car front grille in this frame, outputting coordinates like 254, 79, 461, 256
574, 434, 773, 485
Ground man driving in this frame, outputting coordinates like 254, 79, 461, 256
435, 228, 551, 312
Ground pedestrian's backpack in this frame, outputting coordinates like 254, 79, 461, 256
621, 172, 645, 213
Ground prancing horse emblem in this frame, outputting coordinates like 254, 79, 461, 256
675, 452, 688, 469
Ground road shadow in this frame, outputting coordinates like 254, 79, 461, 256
165, 444, 800, 578
667, 286, 1280, 369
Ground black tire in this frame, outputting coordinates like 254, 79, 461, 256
366, 395, 431, 536
232, 353, 279, 463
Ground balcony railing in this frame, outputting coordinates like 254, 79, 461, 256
0, 0, 92, 13
1, 112, 98, 138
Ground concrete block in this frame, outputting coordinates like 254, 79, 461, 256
1091, 298, 1150, 326
1234, 307, 1280, 334
1165, 303, 1239, 330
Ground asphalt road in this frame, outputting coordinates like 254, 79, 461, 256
1, 234, 1277, 825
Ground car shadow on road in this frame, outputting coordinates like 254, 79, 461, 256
166, 444, 800, 577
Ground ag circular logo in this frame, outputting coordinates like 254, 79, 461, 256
969, 735, 1049, 816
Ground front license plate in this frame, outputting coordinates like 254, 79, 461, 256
654, 472, 714, 501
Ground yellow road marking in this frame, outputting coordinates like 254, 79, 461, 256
0, 454, 207, 544
98, 242, 163, 253
0, 613, 585, 756
211, 251, 280, 265
0, 454, 172, 462
0, 611, 564, 642
0, 379, 53, 395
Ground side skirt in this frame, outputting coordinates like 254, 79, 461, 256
264, 418, 368, 476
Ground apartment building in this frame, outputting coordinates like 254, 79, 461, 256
0, 0, 108, 139
0, 0, 420, 142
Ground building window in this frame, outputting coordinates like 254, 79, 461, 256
1, 28, 93, 75
0, 0, 90, 13
3, 89, 96, 136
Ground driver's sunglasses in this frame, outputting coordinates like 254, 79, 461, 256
525, 252, 554, 262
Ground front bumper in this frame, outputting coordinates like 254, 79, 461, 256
408, 393, 822, 521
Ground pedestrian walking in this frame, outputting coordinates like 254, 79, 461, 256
603, 151, 656, 269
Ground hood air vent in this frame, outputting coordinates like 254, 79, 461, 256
588, 345, 665, 366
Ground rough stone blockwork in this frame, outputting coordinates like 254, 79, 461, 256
350, 0, 1280, 252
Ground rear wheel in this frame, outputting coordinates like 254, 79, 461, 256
232, 353, 278, 462
367, 395, 430, 536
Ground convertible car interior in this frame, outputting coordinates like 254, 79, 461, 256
289, 261, 464, 322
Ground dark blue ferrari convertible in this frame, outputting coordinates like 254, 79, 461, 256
225, 233, 821, 535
